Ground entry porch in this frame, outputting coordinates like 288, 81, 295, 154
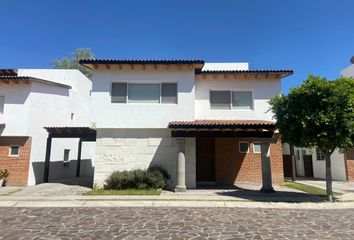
169, 120, 283, 192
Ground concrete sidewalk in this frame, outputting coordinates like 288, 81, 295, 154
1, 182, 353, 209
0, 191, 353, 209
0, 196, 353, 209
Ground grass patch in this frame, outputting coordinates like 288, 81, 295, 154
284, 181, 342, 197
0, 188, 22, 196
85, 189, 161, 196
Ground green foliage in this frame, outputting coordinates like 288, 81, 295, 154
52, 48, 94, 78
269, 75, 354, 152
86, 189, 161, 195
284, 181, 341, 197
104, 166, 169, 190
0, 169, 9, 179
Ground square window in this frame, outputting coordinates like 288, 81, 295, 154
232, 91, 252, 110
161, 83, 177, 104
111, 83, 127, 103
210, 91, 231, 109
9, 145, 19, 157
128, 84, 160, 103
253, 143, 261, 154
239, 142, 249, 153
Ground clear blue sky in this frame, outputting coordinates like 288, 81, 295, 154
1, 0, 353, 93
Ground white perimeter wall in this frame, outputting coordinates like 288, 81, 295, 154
95, 129, 196, 189
90, 65, 196, 128
195, 76, 281, 120
311, 148, 347, 181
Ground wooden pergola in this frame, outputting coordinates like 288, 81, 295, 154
43, 127, 96, 183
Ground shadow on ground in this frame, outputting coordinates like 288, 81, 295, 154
201, 184, 325, 202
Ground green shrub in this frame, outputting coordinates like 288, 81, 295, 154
104, 166, 169, 190
0, 169, 9, 179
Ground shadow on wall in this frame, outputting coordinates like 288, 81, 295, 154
147, 140, 177, 190
32, 159, 94, 188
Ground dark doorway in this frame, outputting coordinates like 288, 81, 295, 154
282, 155, 293, 177
196, 137, 215, 182
303, 155, 314, 177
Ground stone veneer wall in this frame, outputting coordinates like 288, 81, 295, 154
94, 129, 196, 189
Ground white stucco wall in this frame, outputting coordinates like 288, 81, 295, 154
340, 64, 354, 78
0, 84, 31, 135
90, 65, 195, 128
311, 148, 347, 181
195, 76, 281, 120
94, 129, 196, 189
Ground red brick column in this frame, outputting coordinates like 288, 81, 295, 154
345, 148, 354, 181
0, 137, 31, 186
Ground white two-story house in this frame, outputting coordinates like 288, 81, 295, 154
80, 59, 293, 191
0, 69, 94, 186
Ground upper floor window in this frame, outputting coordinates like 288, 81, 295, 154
111, 83, 177, 104
0, 96, 4, 114
210, 90, 253, 110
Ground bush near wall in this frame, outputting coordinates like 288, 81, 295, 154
104, 166, 169, 190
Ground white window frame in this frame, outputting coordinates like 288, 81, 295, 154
253, 142, 261, 154
110, 82, 178, 105
9, 145, 20, 157
209, 89, 254, 111
239, 141, 249, 153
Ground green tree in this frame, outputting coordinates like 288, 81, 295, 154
52, 48, 94, 78
269, 75, 354, 201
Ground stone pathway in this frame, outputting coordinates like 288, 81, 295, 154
0, 207, 353, 239
0, 183, 90, 196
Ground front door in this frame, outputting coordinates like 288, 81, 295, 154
196, 137, 215, 182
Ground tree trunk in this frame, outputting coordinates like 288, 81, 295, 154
289, 145, 296, 181
324, 151, 334, 202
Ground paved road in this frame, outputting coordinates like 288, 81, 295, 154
0, 207, 353, 239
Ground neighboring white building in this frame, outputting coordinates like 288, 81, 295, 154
282, 144, 347, 181
80, 59, 293, 190
0, 69, 94, 186
282, 57, 354, 182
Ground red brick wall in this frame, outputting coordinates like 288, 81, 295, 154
214, 136, 284, 186
0, 137, 31, 186
345, 148, 354, 181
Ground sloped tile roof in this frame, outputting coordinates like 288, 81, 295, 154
169, 119, 275, 129
79, 59, 205, 65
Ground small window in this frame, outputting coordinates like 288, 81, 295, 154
63, 149, 70, 167
232, 91, 252, 109
253, 143, 261, 154
70, 113, 74, 120
210, 91, 231, 109
316, 148, 325, 161
161, 83, 177, 104
239, 142, 249, 153
111, 83, 127, 103
9, 145, 20, 157
128, 84, 160, 103
0, 96, 4, 114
